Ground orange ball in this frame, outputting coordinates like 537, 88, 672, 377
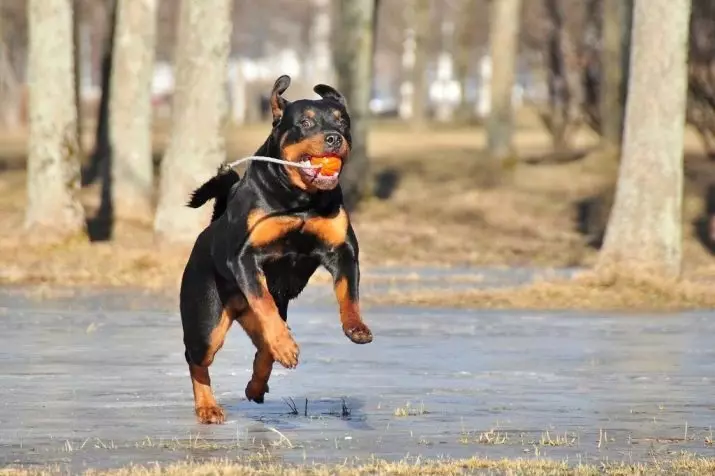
310, 156, 342, 176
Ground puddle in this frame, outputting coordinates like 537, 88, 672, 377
0, 276, 714, 471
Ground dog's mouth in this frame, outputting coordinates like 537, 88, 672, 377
298, 154, 343, 190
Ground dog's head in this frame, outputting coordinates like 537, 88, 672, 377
269, 75, 351, 192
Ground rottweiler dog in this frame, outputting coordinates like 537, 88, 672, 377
180, 75, 373, 424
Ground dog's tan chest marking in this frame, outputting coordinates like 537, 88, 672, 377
246, 210, 303, 247
247, 208, 348, 250
302, 208, 348, 247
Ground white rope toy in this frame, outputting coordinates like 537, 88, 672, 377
223, 155, 320, 170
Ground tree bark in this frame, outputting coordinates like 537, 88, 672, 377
110, 0, 157, 223
153, 0, 232, 243
485, 0, 522, 185
599, 0, 633, 149
26, 0, 85, 240
597, 0, 691, 279
334, 0, 376, 210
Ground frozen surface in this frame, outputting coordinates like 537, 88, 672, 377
0, 269, 714, 471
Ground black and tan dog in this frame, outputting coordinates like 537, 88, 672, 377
180, 75, 373, 424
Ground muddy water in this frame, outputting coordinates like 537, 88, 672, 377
0, 271, 713, 472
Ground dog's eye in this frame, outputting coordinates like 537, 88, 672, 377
300, 118, 314, 128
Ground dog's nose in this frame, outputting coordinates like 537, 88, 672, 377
324, 132, 342, 148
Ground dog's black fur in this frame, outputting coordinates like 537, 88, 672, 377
179, 75, 373, 424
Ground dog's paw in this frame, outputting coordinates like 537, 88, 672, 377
245, 380, 270, 403
267, 325, 300, 369
344, 323, 373, 344
195, 405, 225, 424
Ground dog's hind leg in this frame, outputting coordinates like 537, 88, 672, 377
181, 264, 237, 424
185, 307, 233, 424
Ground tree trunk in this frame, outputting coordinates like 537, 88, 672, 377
485, 0, 522, 186
26, 0, 85, 240
599, 0, 633, 150
543, 0, 570, 151
454, 0, 476, 123
82, 0, 116, 187
73, 0, 83, 156
0, 15, 21, 129
398, 8, 416, 120
153, 0, 232, 243
334, 0, 376, 210
230, 64, 246, 125
110, 0, 157, 223
597, 0, 691, 279
308, 0, 335, 86
410, 0, 430, 129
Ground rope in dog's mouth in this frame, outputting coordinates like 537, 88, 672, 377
222, 155, 321, 170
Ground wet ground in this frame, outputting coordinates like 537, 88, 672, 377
1, 267, 714, 472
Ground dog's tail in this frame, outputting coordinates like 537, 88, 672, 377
187, 166, 240, 222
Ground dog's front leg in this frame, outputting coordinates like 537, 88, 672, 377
232, 253, 299, 368
321, 225, 373, 344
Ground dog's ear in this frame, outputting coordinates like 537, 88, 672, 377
314, 84, 346, 107
270, 75, 291, 122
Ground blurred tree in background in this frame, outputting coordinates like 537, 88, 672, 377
485, 0, 522, 186
599, 0, 632, 152
597, 0, 692, 278
153, 0, 233, 243
334, 0, 377, 210
25, 0, 85, 241
110, 0, 157, 224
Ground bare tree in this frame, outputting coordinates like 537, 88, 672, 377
687, 0, 715, 160
485, 0, 522, 184
599, 0, 632, 150
25, 0, 85, 239
110, 0, 157, 223
307, 0, 335, 86
538, 0, 585, 151
453, 0, 482, 123
597, 0, 692, 278
0, 14, 21, 129
409, 0, 430, 129
334, 0, 376, 209
153, 0, 232, 242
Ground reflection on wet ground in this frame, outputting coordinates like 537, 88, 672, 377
0, 268, 713, 472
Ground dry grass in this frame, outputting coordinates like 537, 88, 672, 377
1, 114, 715, 311
367, 268, 715, 311
459, 428, 511, 445
3, 454, 715, 476
392, 401, 428, 417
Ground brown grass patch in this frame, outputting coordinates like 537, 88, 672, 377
3, 454, 715, 476
367, 269, 715, 311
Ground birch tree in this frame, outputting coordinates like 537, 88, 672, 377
25, 0, 85, 240
412, 0, 430, 128
485, 0, 522, 185
334, 0, 377, 209
110, 0, 157, 222
597, 0, 692, 278
599, 0, 633, 150
153, 0, 232, 242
